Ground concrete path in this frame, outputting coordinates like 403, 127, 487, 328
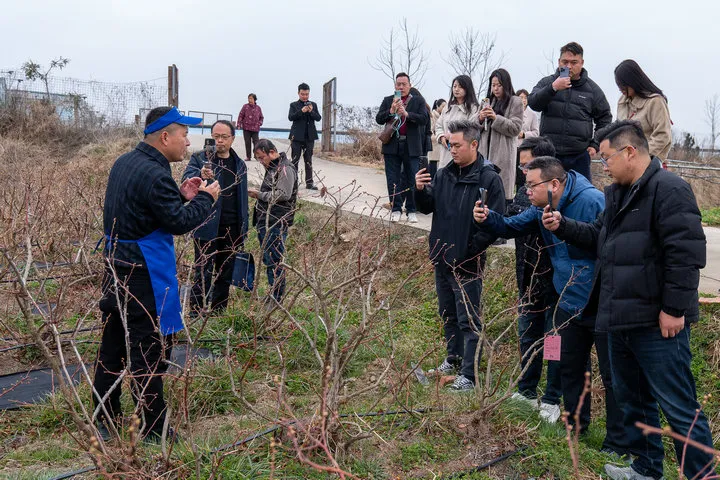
189, 134, 720, 296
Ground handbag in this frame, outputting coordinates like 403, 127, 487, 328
378, 116, 400, 145
231, 251, 255, 292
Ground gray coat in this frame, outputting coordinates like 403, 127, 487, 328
479, 95, 523, 200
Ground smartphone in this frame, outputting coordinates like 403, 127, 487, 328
547, 189, 554, 212
559, 66, 570, 78
204, 138, 216, 155
478, 187, 487, 208
418, 156, 429, 171
394, 90, 402, 100
304, 101, 311, 106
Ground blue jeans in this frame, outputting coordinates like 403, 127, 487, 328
384, 144, 419, 213
517, 303, 562, 405
609, 327, 716, 479
556, 151, 591, 182
435, 262, 483, 381
256, 225, 288, 302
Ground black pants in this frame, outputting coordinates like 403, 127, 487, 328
291, 140, 315, 187
556, 151, 592, 182
243, 130, 259, 160
191, 223, 242, 312
557, 310, 625, 454
94, 270, 172, 435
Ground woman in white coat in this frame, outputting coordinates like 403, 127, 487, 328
435, 75, 480, 168
516, 89, 539, 141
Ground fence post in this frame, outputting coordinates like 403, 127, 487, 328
167, 65, 179, 107
321, 77, 337, 152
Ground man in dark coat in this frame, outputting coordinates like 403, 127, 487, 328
95, 106, 220, 442
377, 72, 429, 223
415, 120, 505, 392
182, 120, 249, 314
544, 120, 716, 480
528, 42, 612, 181
288, 82, 321, 190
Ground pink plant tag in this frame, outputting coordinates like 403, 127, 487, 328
543, 335, 561, 361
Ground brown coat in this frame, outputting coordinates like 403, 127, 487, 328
479, 95, 523, 199
617, 94, 672, 161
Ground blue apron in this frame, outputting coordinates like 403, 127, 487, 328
105, 229, 183, 335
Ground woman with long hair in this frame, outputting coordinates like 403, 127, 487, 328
429, 98, 447, 170
435, 75, 480, 168
479, 68, 523, 202
516, 89, 538, 141
615, 59, 672, 166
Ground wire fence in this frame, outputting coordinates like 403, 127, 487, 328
0, 70, 168, 128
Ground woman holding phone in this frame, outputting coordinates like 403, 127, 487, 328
435, 75, 480, 168
615, 59, 672, 168
479, 68, 523, 204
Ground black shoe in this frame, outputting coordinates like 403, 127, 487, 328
143, 427, 181, 445
95, 421, 112, 442
306, 184, 319, 190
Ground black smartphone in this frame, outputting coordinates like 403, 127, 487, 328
418, 156, 429, 172
559, 66, 570, 78
204, 138, 216, 156
478, 187, 487, 208
547, 189, 554, 212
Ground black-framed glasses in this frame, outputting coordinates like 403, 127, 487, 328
599, 145, 632, 167
525, 178, 557, 190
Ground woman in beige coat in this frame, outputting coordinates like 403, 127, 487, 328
435, 75, 480, 168
615, 59, 672, 167
478, 68, 523, 201
428, 99, 447, 170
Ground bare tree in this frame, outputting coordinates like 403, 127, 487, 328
443, 28, 504, 97
369, 18, 429, 87
704, 94, 720, 150
541, 48, 557, 76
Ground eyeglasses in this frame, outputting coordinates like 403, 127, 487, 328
211, 134, 233, 141
525, 178, 557, 190
599, 145, 632, 167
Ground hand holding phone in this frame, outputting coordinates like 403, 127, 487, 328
394, 90, 402, 100
478, 187, 487, 208
547, 189, 554, 212
559, 66, 570, 78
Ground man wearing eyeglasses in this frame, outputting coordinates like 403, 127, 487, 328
528, 42, 612, 181
473, 157, 626, 456
543, 120, 714, 480
182, 120, 248, 315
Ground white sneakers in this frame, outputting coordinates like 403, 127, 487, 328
511, 392, 538, 409
539, 402, 562, 423
390, 211, 401, 222
389, 211, 419, 223
407, 212, 418, 223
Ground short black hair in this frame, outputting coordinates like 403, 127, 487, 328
447, 120, 481, 144
298, 83, 310, 92
211, 119, 235, 136
596, 120, 649, 153
518, 136, 556, 158
248, 93, 257, 101
516, 89, 529, 96
395, 72, 410, 82
254, 138, 277, 155
526, 156, 567, 183
560, 42, 583, 57
145, 106, 173, 129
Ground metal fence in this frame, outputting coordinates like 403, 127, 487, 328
0, 70, 168, 127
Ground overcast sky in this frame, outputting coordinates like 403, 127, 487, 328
3, 0, 718, 145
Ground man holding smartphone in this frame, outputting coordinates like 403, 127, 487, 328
415, 120, 504, 392
528, 42, 612, 181
288, 83, 321, 190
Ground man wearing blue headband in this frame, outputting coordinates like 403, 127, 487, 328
93, 106, 220, 444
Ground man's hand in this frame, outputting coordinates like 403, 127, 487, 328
179, 177, 202, 201
248, 187, 259, 199
198, 179, 221, 202
552, 76, 572, 92
301, 105, 310, 113
306, 103, 313, 112
201, 165, 214, 180
390, 99, 401, 114
587, 146, 597, 157
415, 168, 431, 190
473, 201, 489, 223
659, 310, 685, 338
542, 205, 562, 231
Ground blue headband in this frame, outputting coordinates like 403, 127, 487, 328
144, 107, 202, 135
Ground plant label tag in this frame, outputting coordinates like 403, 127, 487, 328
543, 335, 561, 361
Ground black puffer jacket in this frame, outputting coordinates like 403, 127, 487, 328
528, 69, 612, 157
415, 157, 505, 274
555, 159, 706, 331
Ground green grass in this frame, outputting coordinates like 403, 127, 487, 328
702, 207, 720, 226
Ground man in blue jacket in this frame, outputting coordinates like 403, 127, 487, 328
473, 157, 624, 454
415, 120, 505, 392
182, 120, 249, 315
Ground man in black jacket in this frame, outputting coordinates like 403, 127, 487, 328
288, 82, 321, 190
415, 120, 504, 392
249, 139, 298, 305
528, 42, 612, 181
182, 120, 249, 315
95, 106, 220, 442
377, 72, 429, 223
544, 121, 715, 480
